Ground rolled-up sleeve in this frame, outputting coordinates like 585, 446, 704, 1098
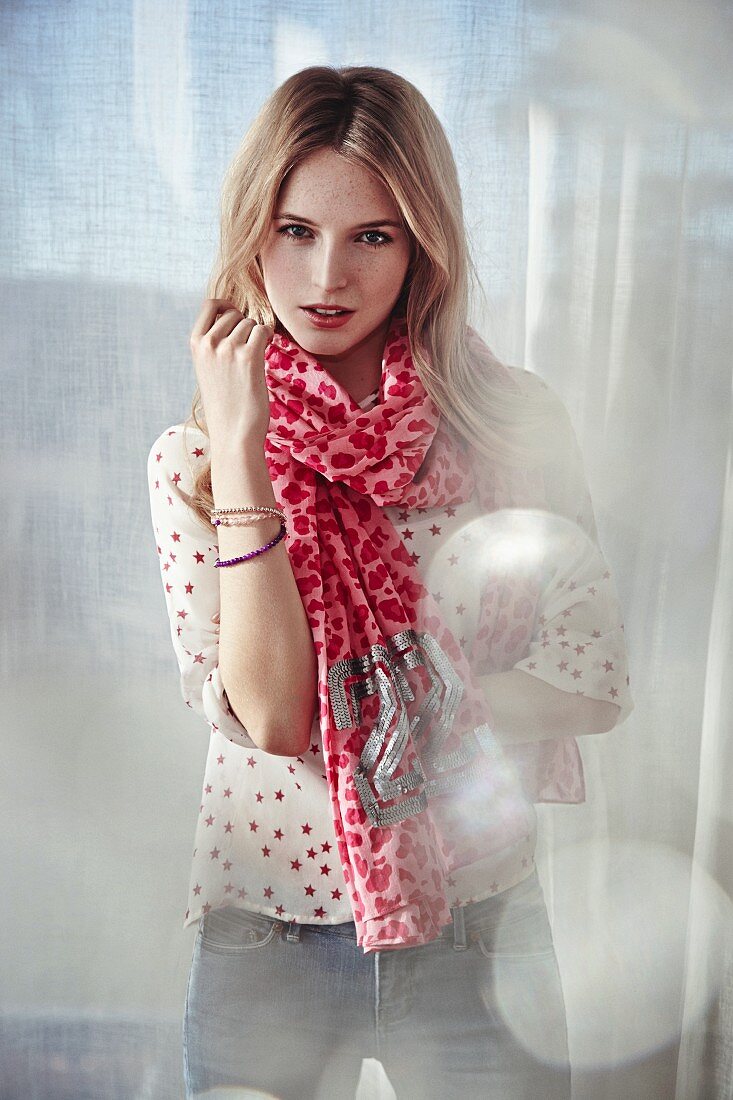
146, 423, 258, 750
511, 377, 635, 728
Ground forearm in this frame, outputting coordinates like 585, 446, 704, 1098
479, 669, 621, 745
210, 439, 317, 756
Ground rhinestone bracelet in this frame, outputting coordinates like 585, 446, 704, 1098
213, 513, 285, 528
210, 504, 285, 522
215, 521, 287, 567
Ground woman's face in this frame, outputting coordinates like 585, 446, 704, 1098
259, 147, 412, 368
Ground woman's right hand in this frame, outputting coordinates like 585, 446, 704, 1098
189, 298, 275, 450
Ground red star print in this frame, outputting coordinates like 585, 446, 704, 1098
209, 847, 220, 860
301, 822, 313, 835
185, 581, 194, 594
261, 845, 271, 858
321, 841, 332, 853
331, 888, 342, 900
263, 886, 273, 899
306, 847, 317, 859
429, 524, 441, 536
248, 820, 259, 832
194, 551, 205, 564
223, 788, 232, 798
320, 864, 331, 876
223, 859, 232, 871
304, 884, 315, 897
290, 858, 302, 871
401, 528, 414, 540
274, 789, 284, 801
255, 791, 264, 802
314, 907, 326, 918
275, 904, 285, 916
172, 531, 181, 543
273, 828, 284, 840
247, 757, 257, 767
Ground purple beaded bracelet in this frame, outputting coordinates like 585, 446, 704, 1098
214, 520, 287, 567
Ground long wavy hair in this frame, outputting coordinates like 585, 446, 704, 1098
183, 65, 561, 530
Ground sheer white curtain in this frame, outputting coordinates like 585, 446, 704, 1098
3, 2, 731, 1097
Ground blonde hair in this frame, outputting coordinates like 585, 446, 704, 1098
184, 64, 561, 529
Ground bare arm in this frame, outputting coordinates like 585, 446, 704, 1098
190, 299, 317, 758
210, 440, 317, 757
480, 669, 621, 745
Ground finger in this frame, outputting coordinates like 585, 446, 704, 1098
190, 298, 238, 341
243, 321, 275, 355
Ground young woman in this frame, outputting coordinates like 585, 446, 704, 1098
147, 65, 633, 1100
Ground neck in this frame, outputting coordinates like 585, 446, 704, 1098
280, 313, 399, 403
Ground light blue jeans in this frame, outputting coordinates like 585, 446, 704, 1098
183, 867, 571, 1099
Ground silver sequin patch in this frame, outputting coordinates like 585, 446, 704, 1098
327, 629, 498, 827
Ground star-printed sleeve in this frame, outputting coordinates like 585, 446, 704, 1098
146, 423, 258, 750
511, 380, 634, 727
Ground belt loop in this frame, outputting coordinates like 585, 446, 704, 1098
451, 905, 468, 950
285, 921, 301, 943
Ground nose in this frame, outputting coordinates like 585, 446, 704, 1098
312, 239, 348, 293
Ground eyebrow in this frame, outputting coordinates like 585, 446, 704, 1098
274, 211, 404, 230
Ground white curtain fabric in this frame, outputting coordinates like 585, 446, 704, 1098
3, 2, 732, 1098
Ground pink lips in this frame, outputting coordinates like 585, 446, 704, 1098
300, 307, 355, 329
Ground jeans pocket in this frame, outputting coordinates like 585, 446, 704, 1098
199, 905, 283, 954
469, 874, 557, 959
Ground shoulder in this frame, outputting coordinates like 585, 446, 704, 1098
147, 421, 209, 477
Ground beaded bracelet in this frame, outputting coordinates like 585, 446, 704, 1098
214, 520, 287, 567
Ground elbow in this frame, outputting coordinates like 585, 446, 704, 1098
228, 690, 316, 758
259, 723, 313, 757
588, 700, 622, 735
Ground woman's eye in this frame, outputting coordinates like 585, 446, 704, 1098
277, 224, 392, 249
279, 224, 311, 241
361, 231, 391, 248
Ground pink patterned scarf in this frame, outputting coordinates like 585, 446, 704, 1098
262, 314, 582, 952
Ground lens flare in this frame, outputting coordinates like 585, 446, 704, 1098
479, 840, 733, 1070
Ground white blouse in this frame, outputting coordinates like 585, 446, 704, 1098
147, 386, 632, 929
